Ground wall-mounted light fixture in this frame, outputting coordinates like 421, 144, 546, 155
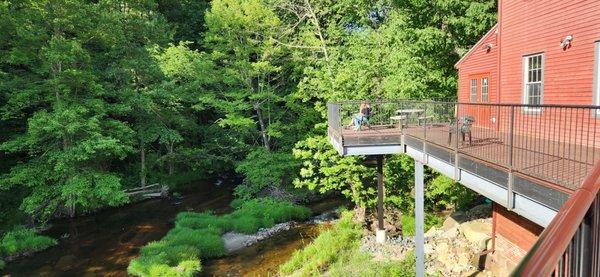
484, 43, 493, 52
560, 35, 573, 49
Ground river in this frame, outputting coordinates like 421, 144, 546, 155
3, 181, 344, 276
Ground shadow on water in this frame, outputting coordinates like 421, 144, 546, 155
3, 181, 347, 277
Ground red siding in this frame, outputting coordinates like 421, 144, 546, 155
457, 26, 499, 104
456, 0, 600, 172
499, 0, 600, 105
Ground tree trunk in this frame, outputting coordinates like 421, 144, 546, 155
140, 141, 147, 188
254, 103, 270, 151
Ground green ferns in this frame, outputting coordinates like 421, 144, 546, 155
0, 227, 57, 257
128, 198, 310, 276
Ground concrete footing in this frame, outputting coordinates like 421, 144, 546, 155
376, 229, 386, 243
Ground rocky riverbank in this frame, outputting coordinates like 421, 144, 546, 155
358, 204, 495, 276
222, 208, 341, 253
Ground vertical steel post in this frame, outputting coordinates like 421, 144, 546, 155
508, 105, 515, 210
454, 103, 460, 180
376, 155, 386, 243
415, 160, 425, 277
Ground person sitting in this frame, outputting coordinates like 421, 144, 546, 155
347, 101, 372, 131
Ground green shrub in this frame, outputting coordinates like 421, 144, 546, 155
0, 259, 5, 270
0, 227, 57, 256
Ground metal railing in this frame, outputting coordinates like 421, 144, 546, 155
327, 100, 600, 190
512, 160, 600, 277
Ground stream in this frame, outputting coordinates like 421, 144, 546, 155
3, 181, 345, 276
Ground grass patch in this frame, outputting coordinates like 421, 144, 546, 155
328, 251, 416, 277
127, 241, 201, 277
280, 210, 417, 276
129, 198, 310, 276
0, 227, 57, 257
279, 210, 362, 275
401, 214, 443, 236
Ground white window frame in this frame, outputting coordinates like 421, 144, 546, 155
470, 79, 477, 102
522, 53, 544, 113
594, 42, 600, 117
481, 77, 489, 103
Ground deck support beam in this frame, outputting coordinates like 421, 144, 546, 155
376, 155, 386, 244
415, 160, 425, 277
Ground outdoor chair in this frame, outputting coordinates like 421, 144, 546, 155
448, 116, 475, 145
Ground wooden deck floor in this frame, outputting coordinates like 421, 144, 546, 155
341, 124, 600, 191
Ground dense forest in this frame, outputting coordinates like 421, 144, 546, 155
0, 0, 496, 233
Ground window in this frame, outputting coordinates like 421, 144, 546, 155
470, 79, 477, 102
481, 77, 489, 102
523, 53, 544, 111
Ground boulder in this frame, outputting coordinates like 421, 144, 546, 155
460, 220, 492, 246
442, 211, 467, 231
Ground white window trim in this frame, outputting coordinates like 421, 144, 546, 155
522, 53, 545, 113
594, 42, 600, 117
470, 79, 477, 103
481, 77, 489, 103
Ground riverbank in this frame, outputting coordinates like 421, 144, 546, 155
3, 182, 235, 276
3, 181, 346, 276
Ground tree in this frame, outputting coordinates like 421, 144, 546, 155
292, 135, 375, 206
0, 0, 172, 222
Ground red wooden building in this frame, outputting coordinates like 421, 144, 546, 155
456, 0, 600, 271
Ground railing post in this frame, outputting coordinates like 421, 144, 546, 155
423, 105, 428, 164
454, 103, 460, 180
508, 105, 515, 210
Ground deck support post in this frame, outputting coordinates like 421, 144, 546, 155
376, 155, 386, 244
415, 160, 425, 277
507, 106, 515, 210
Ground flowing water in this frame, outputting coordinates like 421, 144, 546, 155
3, 181, 344, 277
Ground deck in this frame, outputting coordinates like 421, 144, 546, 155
338, 123, 599, 191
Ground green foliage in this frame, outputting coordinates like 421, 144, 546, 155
0, 0, 497, 254
426, 175, 478, 211
280, 210, 416, 276
127, 241, 201, 277
234, 149, 300, 199
0, 227, 57, 257
327, 251, 417, 277
0, 259, 4, 270
163, 227, 225, 258
225, 198, 311, 234
129, 198, 310, 276
400, 214, 444, 237
293, 135, 375, 206
279, 210, 362, 275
